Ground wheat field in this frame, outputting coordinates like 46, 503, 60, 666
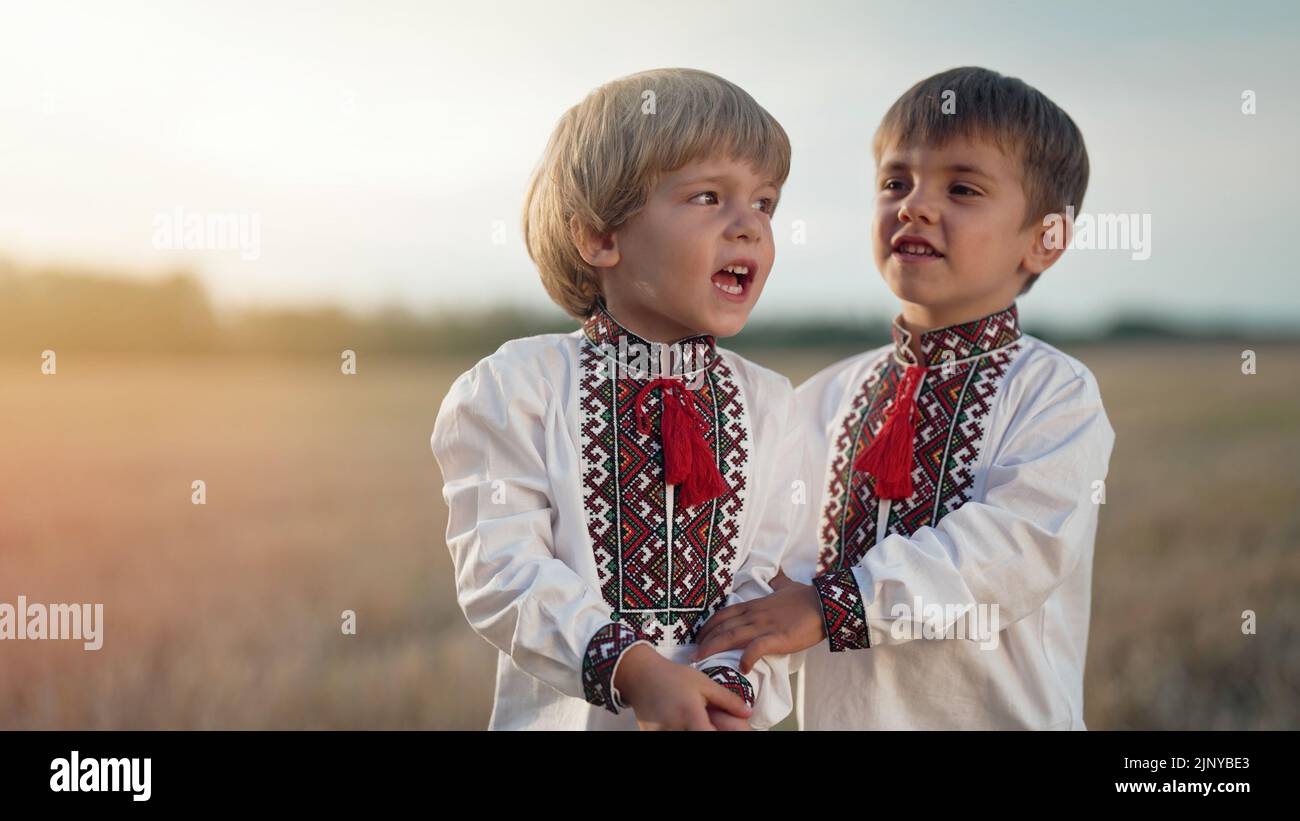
0, 343, 1296, 729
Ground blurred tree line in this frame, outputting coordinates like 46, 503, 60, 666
0, 261, 1293, 358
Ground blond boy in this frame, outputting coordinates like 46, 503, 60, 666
432, 68, 800, 730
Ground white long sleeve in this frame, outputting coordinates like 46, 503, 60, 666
432, 351, 643, 711
837, 366, 1114, 648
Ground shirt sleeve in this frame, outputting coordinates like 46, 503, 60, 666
693, 371, 798, 729
431, 349, 652, 714
812, 365, 1116, 652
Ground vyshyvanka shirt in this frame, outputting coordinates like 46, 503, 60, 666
432, 301, 796, 730
784, 303, 1115, 730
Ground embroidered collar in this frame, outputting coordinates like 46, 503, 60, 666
890, 302, 1022, 368
581, 299, 720, 378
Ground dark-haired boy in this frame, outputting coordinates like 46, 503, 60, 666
694, 67, 1115, 730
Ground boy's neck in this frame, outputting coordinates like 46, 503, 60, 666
600, 295, 706, 345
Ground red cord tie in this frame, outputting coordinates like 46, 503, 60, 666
854, 364, 926, 500
633, 377, 729, 508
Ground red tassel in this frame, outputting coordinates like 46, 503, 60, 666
675, 414, 729, 509
658, 389, 696, 485
634, 377, 729, 508
854, 364, 926, 500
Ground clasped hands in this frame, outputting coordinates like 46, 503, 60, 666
614, 570, 827, 730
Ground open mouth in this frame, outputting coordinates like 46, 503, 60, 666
711, 262, 754, 298
892, 237, 945, 260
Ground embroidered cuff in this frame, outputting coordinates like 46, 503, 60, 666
582, 622, 650, 714
701, 665, 755, 708
813, 568, 870, 652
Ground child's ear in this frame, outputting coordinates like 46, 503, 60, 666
1020, 211, 1070, 276
569, 216, 621, 270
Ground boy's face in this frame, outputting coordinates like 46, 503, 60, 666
872, 135, 1055, 327
588, 155, 778, 341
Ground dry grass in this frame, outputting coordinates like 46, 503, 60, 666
0, 343, 1296, 729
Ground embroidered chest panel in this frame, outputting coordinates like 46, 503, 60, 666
817, 308, 1024, 574
577, 338, 750, 647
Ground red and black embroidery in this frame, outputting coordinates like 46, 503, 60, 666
813, 568, 869, 652
818, 355, 894, 573
581, 622, 651, 713
579, 302, 751, 649
818, 304, 1024, 576
702, 665, 755, 707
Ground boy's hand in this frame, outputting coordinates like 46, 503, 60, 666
705, 705, 752, 731
691, 581, 827, 673
614, 645, 752, 731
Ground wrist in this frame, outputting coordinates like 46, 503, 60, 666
803, 582, 828, 639
612, 643, 662, 707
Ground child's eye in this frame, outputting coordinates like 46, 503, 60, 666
752, 196, 776, 214
690, 191, 720, 205
951, 184, 980, 196
882, 179, 907, 192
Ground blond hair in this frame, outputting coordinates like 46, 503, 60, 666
523, 68, 791, 320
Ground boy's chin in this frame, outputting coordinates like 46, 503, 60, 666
880, 267, 942, 304
695, 306, 750, 339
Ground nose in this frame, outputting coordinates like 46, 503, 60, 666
725, 200, 763, 242
898, 186, 939, 226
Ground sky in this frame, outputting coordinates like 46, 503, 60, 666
0, 0, 1297, 332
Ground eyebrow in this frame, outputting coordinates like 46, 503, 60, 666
674, 174, 781, 191
879, 160, 995, 180
946, 163, 995, 179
